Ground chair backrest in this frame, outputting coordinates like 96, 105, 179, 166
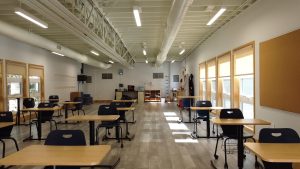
23, 98, 35, 108
48, 95, 59, 104
259, 128, 300, 169
45, 130, 86, 146
0, 111, 13, 137
219, 108, 244, 138
74, 97, 83, 109
182, 98, 192, 109
195, 100, 212, 118
121, 95, 132, 100
38, 102, 54, 122
98, 105, 117, 115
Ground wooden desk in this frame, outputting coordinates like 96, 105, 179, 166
245, 143, 300, 163
22, 107, 62, 141
190, 106, 223, 138
0, 122, 15, 128
112, 99, 137, 103
58, 101, 80, 124
0, 145, 111, 166
66, 115, 120, 145
211, 118, 271, 169
117, 107, 136, 124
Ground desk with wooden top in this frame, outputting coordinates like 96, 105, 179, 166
66, 115, 120, 145
0, 122, 15, 128
0, 145, 111, 167
117, 107, 136, 123
177, 96, 202, 123
190, 106, 223, 138
245, 143, 300, 163
58, 101, 80, 124
21, 107, 61, 141
211, 118, 271, 169
112, 99, 137, 103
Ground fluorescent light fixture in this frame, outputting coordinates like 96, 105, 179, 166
90, 50, 99, 56
15, 8, 48, 29
145, 59, 148, 64
179, 49, 185, 55
207, 8, 226, 26
133, 7, 141, 27
171, 60, 175, 63
109, 60, 114, 64
143, 49, 147, 55
51, 51, 64, 56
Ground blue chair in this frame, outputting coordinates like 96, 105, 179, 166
179, 98, 192, 122
192, 100, 213, 137
0, 111, 19, 158
70, 97, 85, 116
213, 108, 257, 169
44, 130, 86, 169
259, 128, 300, 169
29, 102, 58, 138
96, 105, 123, 148
23, 97, 36, 122
49, 95, 62, 117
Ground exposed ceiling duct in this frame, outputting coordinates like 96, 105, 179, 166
156, 0, 193, 66
0, 20, 111, 69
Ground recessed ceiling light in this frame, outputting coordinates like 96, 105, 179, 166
90, 50, 99, 56
207, 8, 226, 26
15, 8, 48, 29
143, 49, 147, 55
171, 60, 175, 63
145, 59, 148, 64
133, 6, 142, 27
109, 60, 114, 64
51, 51, 64, 56
179, 49, 185, 55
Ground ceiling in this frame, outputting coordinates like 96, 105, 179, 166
0, 0, 257, 67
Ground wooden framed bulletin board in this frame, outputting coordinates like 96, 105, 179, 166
260, 29, 300, 113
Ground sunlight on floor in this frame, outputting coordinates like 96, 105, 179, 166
165, 116, 180, 121
174, 138, 199, 143
172, 131, 191, 135
163, 112, 177, 116
168, 123, 189, 130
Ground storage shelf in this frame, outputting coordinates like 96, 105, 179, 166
144, 90, 160, 102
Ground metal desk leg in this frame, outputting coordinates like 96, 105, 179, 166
89, 121, 95, 145
237, 125, 244, 169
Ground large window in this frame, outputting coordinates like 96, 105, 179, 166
207, 59, 217, 106
199, 63, 206, 100
7, 74, 23, 112
218, 53, 231, 108
233, 44, 255, 121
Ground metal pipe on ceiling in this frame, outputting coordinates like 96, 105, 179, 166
0, 20, 111, 69
156, 0, 193, 66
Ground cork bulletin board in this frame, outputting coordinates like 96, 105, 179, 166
260, 29, 300, 113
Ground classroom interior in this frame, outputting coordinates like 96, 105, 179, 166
0, 0, 300, 169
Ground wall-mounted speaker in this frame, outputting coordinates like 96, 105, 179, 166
118, 69, 123, 75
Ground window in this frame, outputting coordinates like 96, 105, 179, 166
173, 75, 179, 82
29, 76, 41, 105
199, 63, 206, 100
218, 53, 231, 108
207, 59, 217, 106
102, 73, 113, 79
7, 74, 23, 112
233, 44, 255, 126
153, 73, 164, 79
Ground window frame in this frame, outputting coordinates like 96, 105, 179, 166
217, 52, 231, 107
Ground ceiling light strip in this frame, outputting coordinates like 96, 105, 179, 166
51, 51, 64, 56
133, 7, 141, 27
15, 8, 48, 29
207, 8, 226, 26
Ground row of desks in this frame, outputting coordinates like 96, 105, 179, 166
178, 96, 300, 169
0, 99, 137, 168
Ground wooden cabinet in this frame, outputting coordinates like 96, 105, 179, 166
144, 90, 160, 102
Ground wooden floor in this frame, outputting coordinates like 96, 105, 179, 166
3, 102, 258, 169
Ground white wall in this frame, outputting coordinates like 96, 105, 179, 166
0, 34, 80, 101
83, 62, 181, 100
185, 0, 300, 134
